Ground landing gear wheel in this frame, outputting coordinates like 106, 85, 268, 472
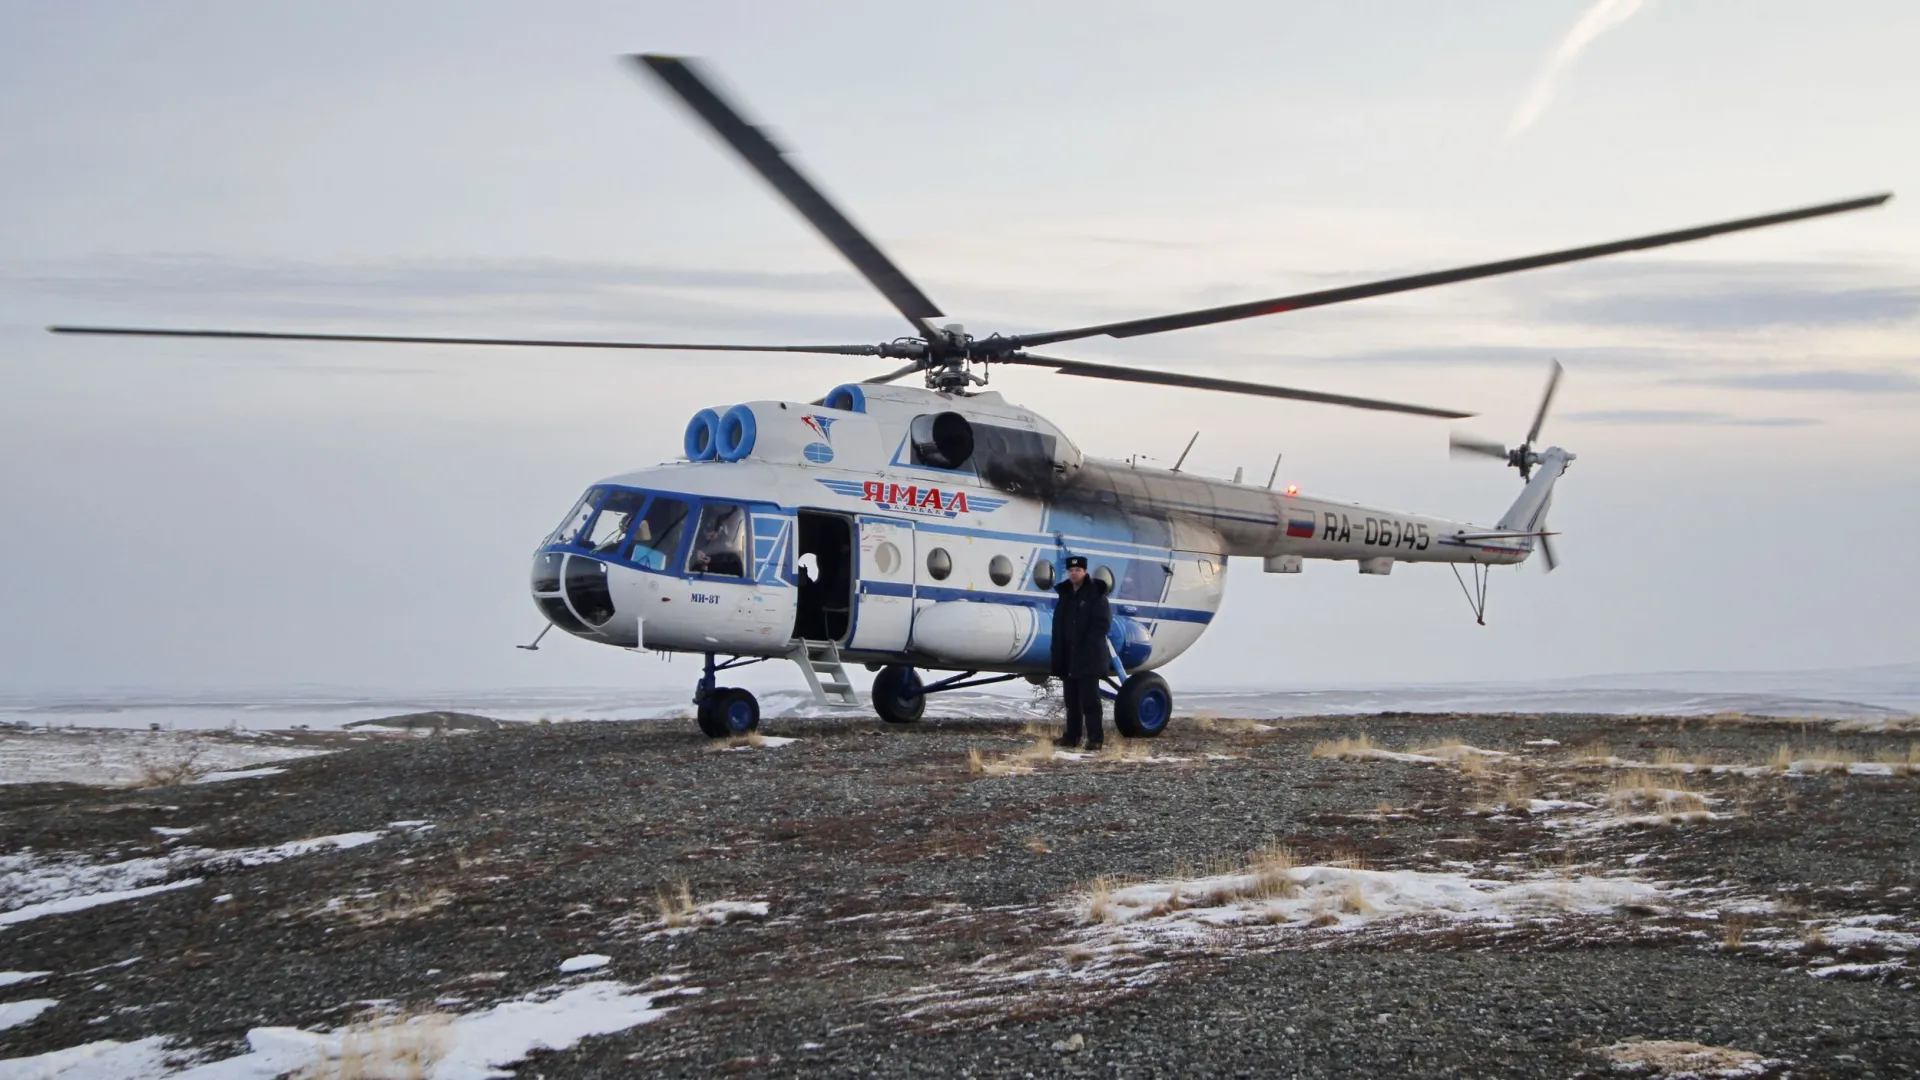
871, 665, 925, 725
696, 687, 760, 739
1113, 672, 1172, 738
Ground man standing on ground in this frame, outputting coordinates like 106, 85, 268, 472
1050, 555, 1112, 750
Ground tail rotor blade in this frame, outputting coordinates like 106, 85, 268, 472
1449, 433, 1510, 460
1539, 533, 1559, 573
1526, 359, 1563, 447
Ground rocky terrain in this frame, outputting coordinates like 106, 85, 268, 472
3, 709, 1918, 1077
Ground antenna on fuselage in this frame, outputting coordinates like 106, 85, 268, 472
516, 625, 553, 651
1265, 452, 1283, 490
1171, 431, 1200, 472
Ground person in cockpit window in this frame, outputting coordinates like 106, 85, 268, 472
693, 508, 745, 576
1050, 554, 1111, 750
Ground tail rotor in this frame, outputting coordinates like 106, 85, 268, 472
1451, 359, 1567, 571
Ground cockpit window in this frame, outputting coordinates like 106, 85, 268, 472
625, 496, 690, 571
688, 502, 749, 578
585, 489, 647, 553
547, 487, 603, 546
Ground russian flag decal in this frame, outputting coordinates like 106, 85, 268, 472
1284, 509, 1316, 539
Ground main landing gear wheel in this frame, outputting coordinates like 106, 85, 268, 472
696, 687, 760, 739
1113, 672, 1173, 739
871, 664, 925, 724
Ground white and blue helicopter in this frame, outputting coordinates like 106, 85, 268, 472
53, 56, 1890, 739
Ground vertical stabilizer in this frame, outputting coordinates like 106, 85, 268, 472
1496, 447, 1574, 533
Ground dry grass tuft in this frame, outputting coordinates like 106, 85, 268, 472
1025, 836, 1051, 855
297, 1009, 453, 1080
1087, 877, 1116, 924
720, 731, 765, 750
1248, 845, 1298, 899
1501, 772, 1537, 810
656, 879, 697, 928
1570, 739, 1614, 764
1456, 752, 1489, 778
1062, 942, 1097, 967
1190, 712, 1268, 735
1720, 913, 1749, 952
1310, 734, 1377, 760
329, 886, 454, 928
966, 748, 985, 774
1801, 923, 1829, 950
134, 748, 208, 788
1326, 846, 1370, 871
1607, 772, 1707, 813
1338, 881, 1373, 916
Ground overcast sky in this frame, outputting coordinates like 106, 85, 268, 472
2, 0, 1915, 697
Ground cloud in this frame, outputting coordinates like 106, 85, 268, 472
2, 254, 899, 343
1561, 408, 1817, 427
1684, 369, 1920, 393
1547, 286, 1920, 330
1509, 0, 1651, 138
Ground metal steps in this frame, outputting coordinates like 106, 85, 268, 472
791, 639, 862, 708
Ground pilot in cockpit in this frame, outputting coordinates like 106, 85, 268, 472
692, 506, 746, 577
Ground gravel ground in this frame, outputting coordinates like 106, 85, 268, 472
3, 711, 1918, 1077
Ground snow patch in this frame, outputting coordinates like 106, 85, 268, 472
194, 767, 284, 784
0, 880, 203, 929
3, 832, 387, 929
0, 998, 57, 1031
558, 954, 609, 973
1086, 864, 1667, 938
0, 972, 52, 988
722, 735, 798, 751
204, 832, 384, 869
0, 1035, 176, 1079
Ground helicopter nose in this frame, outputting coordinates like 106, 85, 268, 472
529, 551, 634, 644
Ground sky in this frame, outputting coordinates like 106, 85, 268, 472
1, 0, 1915, 697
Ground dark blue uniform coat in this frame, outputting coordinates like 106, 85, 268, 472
1050, 577, 1112, 679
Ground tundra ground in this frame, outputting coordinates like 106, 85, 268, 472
3, 711, 1918, 1077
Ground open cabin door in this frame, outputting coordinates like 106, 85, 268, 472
792, 511, 854, 643
848, 515, 914, 653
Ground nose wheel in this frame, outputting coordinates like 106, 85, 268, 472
693, 652, 763, 739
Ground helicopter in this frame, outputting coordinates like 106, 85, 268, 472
50, 55, 1890, 740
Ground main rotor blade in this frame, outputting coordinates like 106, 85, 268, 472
634, 54, 943, 339
860, 360, 926, 384
1449, 433, 1510, 460
1527, 359, 1563, 447
1004, 353, 1471, 419
1007, 193, 1892, 349
46, 325, 891, 355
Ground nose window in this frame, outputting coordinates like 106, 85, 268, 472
689, 503, 749, 578
584, 489, 647, 553
547, 487, 603, 546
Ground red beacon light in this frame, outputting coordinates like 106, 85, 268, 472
1285, 484, 1299, 496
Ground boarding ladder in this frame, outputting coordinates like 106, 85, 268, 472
789, 639, 862, 708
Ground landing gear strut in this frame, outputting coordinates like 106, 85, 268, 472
870, 664, 1024, 725
694, 652, 762, 739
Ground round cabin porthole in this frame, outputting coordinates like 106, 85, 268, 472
874, 541, 901, 575
1094, 565, 1115, 591
1031, 559, 1055, 590
988, 554, 1014, 587
926, 547, 952, 581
